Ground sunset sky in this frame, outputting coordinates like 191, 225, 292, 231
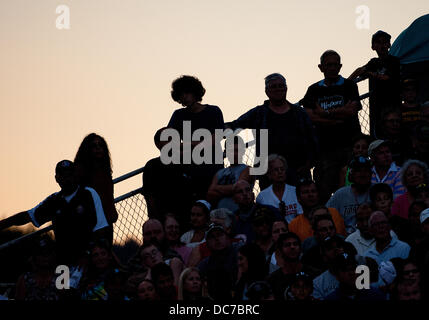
1, 0, 428, 221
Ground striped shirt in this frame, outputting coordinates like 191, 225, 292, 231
371, 162, 405, 199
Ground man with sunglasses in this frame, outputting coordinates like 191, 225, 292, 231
227, 73, 318, 188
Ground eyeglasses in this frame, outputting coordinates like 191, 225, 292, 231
403, 269, 419, 275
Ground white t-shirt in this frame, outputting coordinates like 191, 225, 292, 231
256, 184, 303, 223
180, 230, 206, 248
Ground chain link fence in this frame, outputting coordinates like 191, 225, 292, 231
112, 94, 371, 246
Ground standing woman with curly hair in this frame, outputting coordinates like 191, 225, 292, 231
74, 133, 118, 244
168, 75, 225, 203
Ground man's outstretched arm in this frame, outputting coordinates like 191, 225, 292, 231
0, 211, 31, 231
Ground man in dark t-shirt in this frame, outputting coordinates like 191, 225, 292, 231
303, 50, 362, 203
228, 73, 318, 188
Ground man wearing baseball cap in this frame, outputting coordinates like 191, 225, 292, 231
0, 160, 109, 267
368, 139, 405, 199
327, 156, 373, 235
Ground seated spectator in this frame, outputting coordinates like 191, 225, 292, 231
138, 243, 183, 287
268, 220, 288, 274
370, 183, 393, 216
311, 236, 358, 300
267, 232, 320, 300
142, 127, 193, 227
234, 243, 268, 300
151, 262, 178, 300
369, 183, 410, 241
180, 200, 211, 249
325, 253, 386, 301
163, 214, 192, 266
339, 133, 372, 187
302, 230, 356, 274
177, 267, 210, 301
14, 237, 59, 301
284, 272, 315, 301
142, 218, 182, 262
197, 224, 241, 300
250, 207, 276, 260
301, 208, 340, 253
396, 258, 422, 288
392, 159, 429, 219
368, 140, 405, 199
392, 259, 424, 301
232, 180, 258, 243
188, 208, 245, 267
377, 109, 411, 165
347, 202, 392, 264
256, 154, 303, 224
363, 212, 411, 274
207, 135, 249, 212
80, 238, 125, 300
327, 156, 373, 234
288, 179, 346, 242
136, 279, 159, 301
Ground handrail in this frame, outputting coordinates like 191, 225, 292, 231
0, 185, 146, 252
112, 166, 144, 184
0, 225, 53, 252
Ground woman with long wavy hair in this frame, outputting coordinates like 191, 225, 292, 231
74, 133, 118, 244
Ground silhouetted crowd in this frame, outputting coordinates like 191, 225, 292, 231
0, 30, 428, 301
